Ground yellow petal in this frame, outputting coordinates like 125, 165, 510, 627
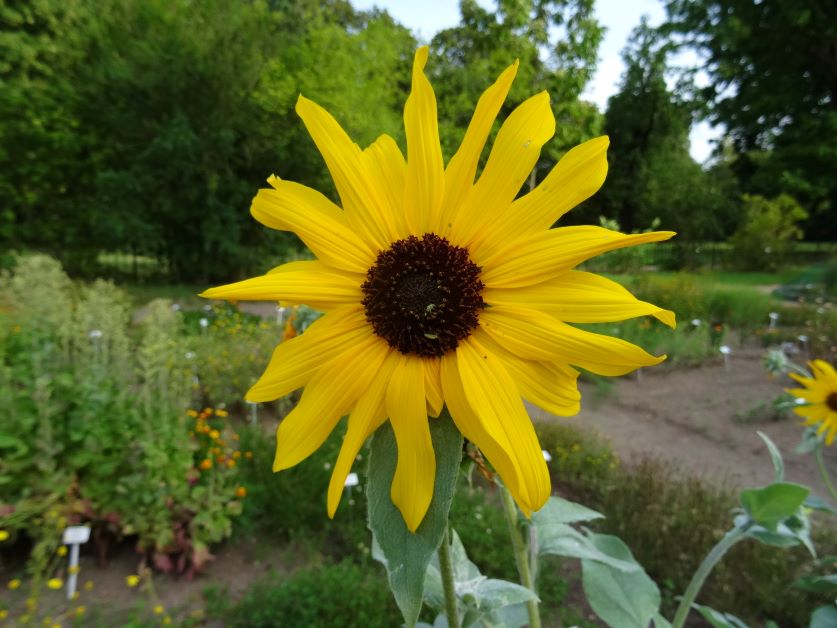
386, 355, 433, 532
477, 136, 609, 256
440, 351, 530, 512
403, 47, 444, 235
251, 182, 374, 273
450, 91, 555, 250
455, 337, 551, 513
439, 61, 518, 235
362, 134, 409, 242
474, 328, 580, 416
793, 403, 827, 421
484, 270, 676, 328
295, 96, 395, 251
424, 358, 444, 418
273, 332, 389, 471
480, 306, 666, 376
786, 387, 826, 403
811, 360, 837, 387
201, 261, 362, 311
327, 351, 398, 517
246, 306, 368, 402
479, 226, 675, 288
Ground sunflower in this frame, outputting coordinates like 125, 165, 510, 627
787, 359, 837, 445
202, 47, 674, 531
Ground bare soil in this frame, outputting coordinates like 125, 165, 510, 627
531, 345, 837, 496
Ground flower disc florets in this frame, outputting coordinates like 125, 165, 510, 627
361, 233, 485, 357
828, 393, 837, 412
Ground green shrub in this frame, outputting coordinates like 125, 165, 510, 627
0, 256, 245, 592
187, 303, 282, 410
728, 194, 808, 271
234, 423, 370, 560
227, 561, 402, 628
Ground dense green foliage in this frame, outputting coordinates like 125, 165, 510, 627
3, 0, 833, 283
663, 0, 837, 240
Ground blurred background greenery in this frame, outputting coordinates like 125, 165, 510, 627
2, 0, 834, 284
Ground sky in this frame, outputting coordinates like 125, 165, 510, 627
351, 0, 720, 162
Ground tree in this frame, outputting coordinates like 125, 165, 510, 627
429, 0, 605, 163
664, 0, 837, 239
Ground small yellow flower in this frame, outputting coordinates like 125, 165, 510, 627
235, 486, 247, 498
75, 606, 86, 617
216, 408, 229, 418
209, 429, 220, 440
153, 605, 164, 615
83, 581, 94, 591
186, 409, 199, 418
57, 546, 67, 557
47, 578, 63, 590
0, 530, 9, 541
226, 459, 236, 468
126, 575, 140, 587
199, 459, 212, 471
232, 451, 241, 459
0, 609, 8, 620
8, 579, 21, 590
788, 360, 837, 445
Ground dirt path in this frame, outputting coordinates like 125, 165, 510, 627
531, 346, 837, 496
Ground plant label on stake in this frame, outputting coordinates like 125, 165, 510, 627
720, 345, 732, 370
62, 526, 91, 600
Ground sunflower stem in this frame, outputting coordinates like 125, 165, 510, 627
500, 483, 541, 628
438, 525, 460, 628
815, 445, 837, 505
670, 521, 751, 628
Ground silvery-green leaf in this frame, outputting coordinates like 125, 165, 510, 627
805, 495, 837, 514
810, 605, 837, 628
581, 533, 660, 628
653, 613, 672, 628
756, 431, 784, 482
449, 529, 482, 582
539, 523, 640, 572
367, 410, 463, 627
491, 602, 531, 628
476, 579, 538, 612
693, 603, 750, 628
532, 495, 604, 526
795, 427, 822, 454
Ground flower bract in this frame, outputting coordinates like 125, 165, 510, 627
202, 47, 674, 531
787, 359, 837, 445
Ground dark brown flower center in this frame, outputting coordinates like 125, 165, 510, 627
361, 233, 485, 357
827, 392, 837, 412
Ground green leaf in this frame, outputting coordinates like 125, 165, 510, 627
794, 573, 837, 594
652, 613, 672, 628
538, 523, 640, 572
693, 603, 750, 628
740, 482, 809, 531
581, 533, 660, 628
804, 495, 837, 514
531, 495, 604, 526
367, 409, 463, 628
810, 605, 837, 628
795, 427, 822, 454
756, 431, 784, 482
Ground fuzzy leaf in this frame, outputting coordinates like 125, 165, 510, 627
581, 533, 660, 628
740, 482, 809, 531
368, 409, 463, 627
